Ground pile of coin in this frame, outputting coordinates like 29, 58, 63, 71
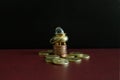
38, 50, 90, 65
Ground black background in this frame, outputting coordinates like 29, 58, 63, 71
0, 0, 120, 49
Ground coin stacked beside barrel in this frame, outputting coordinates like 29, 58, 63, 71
38, 50, 90, 65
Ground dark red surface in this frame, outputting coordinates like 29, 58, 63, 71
0, 49, 119, 80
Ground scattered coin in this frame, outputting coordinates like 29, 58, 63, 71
69, 52, 83, 57
45, 55, 60, 59
52, 58, 69, 65
45, 55, 60, 63
45, 59, 53, 62
38, 50, 90, 65
38, 50, 53, 56
38, 52, 49, 56
67, 57, 82, 63
46, 50, 53, 53
69, 52, 90, 60
81, 54, 90, 60
65, 55, 75, 58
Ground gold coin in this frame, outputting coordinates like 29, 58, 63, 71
68, 52, 83, 57
52, 58, 69, 65
82, 54, 90, 60
67, 57, 82, 62
46, 50, 53, 53
45, 55, 60, 59
69, 52, 90, 60
45, 59, 53, 62
45, 55, 60, 63
38, 50, 53, 56
38, 52, 49, 56
65, 55, 75, 58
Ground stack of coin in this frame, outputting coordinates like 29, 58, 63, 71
53, 44, 67, 57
